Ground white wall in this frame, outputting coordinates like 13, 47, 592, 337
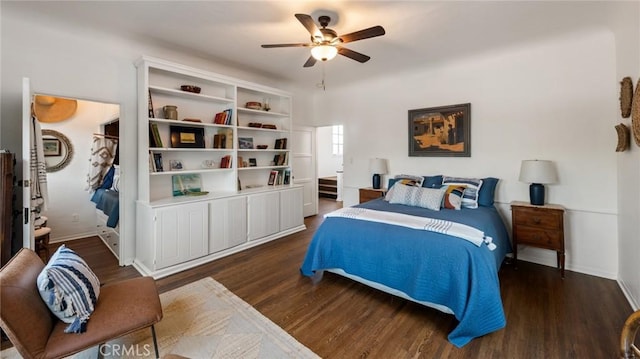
0, 7, 306, 265
40, 100, 119, 242
313, 28, 620, 279
316, 126, 343, 178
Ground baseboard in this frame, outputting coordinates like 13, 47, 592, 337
516, 251, 617, 280
617, 279, 639, 310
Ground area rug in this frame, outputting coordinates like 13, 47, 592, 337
2, 277, 319, 358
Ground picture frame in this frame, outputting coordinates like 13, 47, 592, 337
239, 137, 254, 149
169, 159, 183, 171
171, 174, 202, 196
43, 139, 61, 157
249, 158, 257, 167
170, 125, 205, 148
268, 170, 278, 185
408, 103, 471, 157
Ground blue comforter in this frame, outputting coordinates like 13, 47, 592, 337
300, 198, 511, 347
91, 189, 119, 228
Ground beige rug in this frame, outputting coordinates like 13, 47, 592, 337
2, 277, 319, 358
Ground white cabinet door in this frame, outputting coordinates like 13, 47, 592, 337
247, 192, 280, 241
280, 187, 304, 231
209, 196, 247, 253
155, 202, 208, 269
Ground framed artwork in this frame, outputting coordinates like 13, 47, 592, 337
171, 174, 202, 196
408, 103, 471, 157
268, 170, 278, 185
170, 125, 205, 148
43, 139, 61, 156
249, 158, 257, 167
239, 137, 254, 149
169, 159, 183, 171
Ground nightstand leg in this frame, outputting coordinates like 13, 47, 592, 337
557, 251, 565, 278
513, 244, 518, 270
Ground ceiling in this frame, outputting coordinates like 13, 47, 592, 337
4, 1, 613, 89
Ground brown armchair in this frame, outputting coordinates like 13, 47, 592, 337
621, 310, 640, 358
0, 248, 163, 359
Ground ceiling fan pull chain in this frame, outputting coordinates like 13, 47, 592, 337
317, 63, 327, 91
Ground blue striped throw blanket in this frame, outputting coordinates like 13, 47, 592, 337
325, 207, 496, 250
37, 245, 101, 333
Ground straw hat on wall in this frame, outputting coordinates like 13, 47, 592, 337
32, 95, 77, 123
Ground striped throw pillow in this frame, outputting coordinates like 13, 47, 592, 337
442, 176, 484, 209
37, 245, 101, 333
387, 183, 446, 211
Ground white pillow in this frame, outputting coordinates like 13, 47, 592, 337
111, 165, 120, 192
387, 183, 446, 211
442, 176, 483, 209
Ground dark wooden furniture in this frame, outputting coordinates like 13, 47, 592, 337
359, 187, 386, 204
511, 201, 565, 277
0, 152, 14, 267
621, 310, 640, 358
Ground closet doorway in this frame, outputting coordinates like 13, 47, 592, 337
24, 89, 121, 261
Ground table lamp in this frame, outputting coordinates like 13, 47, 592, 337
519, 159, 558, 205
369, 158, 388, 190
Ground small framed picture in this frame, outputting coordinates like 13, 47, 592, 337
170, 125, 205, 148
43, 139, 61, 157
268, 170, 278, 185
170, 160, 184, 171
249, 158, 257, 167
239, 137, 254, 149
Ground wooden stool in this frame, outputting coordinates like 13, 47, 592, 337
34, 227, 51, 261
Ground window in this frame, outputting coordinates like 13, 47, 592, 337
332, 125, 343, 156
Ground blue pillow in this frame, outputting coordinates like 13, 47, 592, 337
99, 166, 115, 189
478, 177, 499, 207
422, 175, 443, 188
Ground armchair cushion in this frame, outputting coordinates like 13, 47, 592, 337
36, 245, 100, 333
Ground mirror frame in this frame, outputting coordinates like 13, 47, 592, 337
42, 129, 73, 172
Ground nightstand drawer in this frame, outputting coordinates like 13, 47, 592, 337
513, 207, 562, 230
514, 226, 562, 249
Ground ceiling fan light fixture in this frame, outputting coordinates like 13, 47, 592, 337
311, 45, 338, 61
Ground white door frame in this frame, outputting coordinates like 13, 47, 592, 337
292, 125, 317, 217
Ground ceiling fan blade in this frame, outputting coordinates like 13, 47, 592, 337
295, 13, 323, 42
338, 25, 386, 44
303, 56, 317, 68
261, 43, 310, 48
337, 47, 371, 63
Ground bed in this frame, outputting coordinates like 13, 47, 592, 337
300, 183, 511, 348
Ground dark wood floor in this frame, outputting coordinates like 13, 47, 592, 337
45, 198, 632, 358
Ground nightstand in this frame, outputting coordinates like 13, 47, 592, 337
359, 187, 387, 204
511, 201, 566, 278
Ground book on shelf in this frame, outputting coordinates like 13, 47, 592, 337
213, 134, 226, 149
152, 152, 163, 172
148, 90, 154, 118
220, 155, 232, 168
217, 128, 233, 149
150, 123, 163, 147
283, 169, 291, 185
149, 151, 156, 172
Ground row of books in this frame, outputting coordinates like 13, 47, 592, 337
214, 109, 233, 125
213, 128, 233, 149
149, 151, 164, 172
268, 169, 291, 186
220, 155, 232, 168
149, 123, 163, 147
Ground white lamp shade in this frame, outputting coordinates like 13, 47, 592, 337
519, 160, 558, 184
311, 45, 338, 61
369, 158, 388, 174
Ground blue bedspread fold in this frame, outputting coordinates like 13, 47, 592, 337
300, 198, 511, 347
90, 189, 119, 228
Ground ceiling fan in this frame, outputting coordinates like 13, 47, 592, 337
261, 13, 385, 68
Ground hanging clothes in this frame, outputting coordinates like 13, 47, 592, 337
30, 116, 49, 211
86, 135, 118, 192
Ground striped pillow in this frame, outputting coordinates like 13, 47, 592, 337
37, 245, 101, 333
442, 176, 484, 209
387, 183, 446, 211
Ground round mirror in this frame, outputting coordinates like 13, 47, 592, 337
41, 129, 73, 172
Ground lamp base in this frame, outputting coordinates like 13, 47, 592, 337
529, 183, 545, 205
372, 174, 381, 189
